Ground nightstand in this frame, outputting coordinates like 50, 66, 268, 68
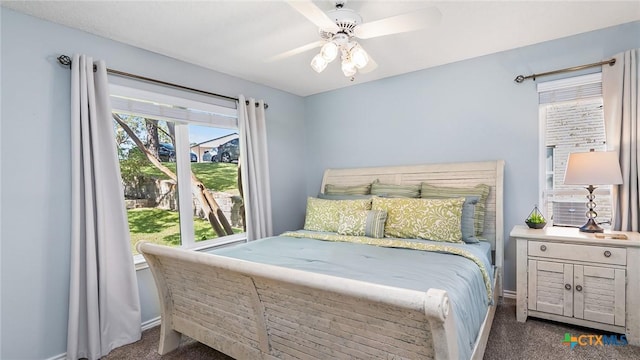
512, 225, 640, 346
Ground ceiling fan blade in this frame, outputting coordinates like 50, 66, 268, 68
354, 7, 442, 39
265, 40, 325, 62
359, 56, 378, 74
286, 0, 340, 33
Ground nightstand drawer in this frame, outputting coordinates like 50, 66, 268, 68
528, 241, 626, 266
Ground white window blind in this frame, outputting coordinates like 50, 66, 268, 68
538, 72, 602, 104
109, 84, 238, 129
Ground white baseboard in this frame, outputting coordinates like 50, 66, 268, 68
503, 289, 516, 299
142, 316, 161, 331
46, 353, 66, 360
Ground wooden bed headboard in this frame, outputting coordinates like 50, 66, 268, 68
320, 160, 505, 270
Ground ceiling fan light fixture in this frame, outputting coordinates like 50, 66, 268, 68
350, 45, 369, 69
310, 54, 328, 73
286, 1, 442, 78
320, 41, 338, 62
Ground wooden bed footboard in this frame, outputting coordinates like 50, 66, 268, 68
138, 241, 460, 360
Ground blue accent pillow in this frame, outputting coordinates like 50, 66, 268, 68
461, 196, 480, 243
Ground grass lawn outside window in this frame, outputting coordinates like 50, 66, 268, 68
128, 208, 242, 255
125, 162, 242, 255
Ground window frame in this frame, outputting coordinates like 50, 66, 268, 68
537, 72, 612, 228
109, 83, 247, 266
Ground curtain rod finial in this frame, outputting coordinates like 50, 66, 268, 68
514, 75, 525, 83
57, 55, 72, 67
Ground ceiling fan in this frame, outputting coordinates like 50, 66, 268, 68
276, 0, 442, 80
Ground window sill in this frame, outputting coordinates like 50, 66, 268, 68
134, 233, 248, 271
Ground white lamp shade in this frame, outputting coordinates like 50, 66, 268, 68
310, 54, 328, 73
564, 150, 623, 185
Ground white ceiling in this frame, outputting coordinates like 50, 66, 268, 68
3, 1, 639, 96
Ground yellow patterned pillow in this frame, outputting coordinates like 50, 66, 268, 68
421, 183, 490, 236
371, 197, 465, 243
303, 197, 372, 232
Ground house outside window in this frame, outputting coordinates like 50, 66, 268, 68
110, 84, 246, 263
538, 73, 612, 229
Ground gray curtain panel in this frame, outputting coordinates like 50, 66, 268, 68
238, 95, 273, 240
603, 49, 639, 231
67, 54, 141, 359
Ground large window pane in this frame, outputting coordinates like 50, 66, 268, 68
188, 125, 243, 242
114, 114, 183, 254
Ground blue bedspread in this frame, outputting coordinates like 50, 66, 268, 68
209, 233, 494, 359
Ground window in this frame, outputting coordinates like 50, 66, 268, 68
110, 84, 245, 262
538, 73, 613, 229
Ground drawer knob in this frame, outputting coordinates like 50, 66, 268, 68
540, 245, 547, 251
604, 250, 612, 258
576, 285, 583, 292
565, 284, 572, 291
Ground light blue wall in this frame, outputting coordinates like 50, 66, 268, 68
304, 21, 640, 294
0, 8, 306, 359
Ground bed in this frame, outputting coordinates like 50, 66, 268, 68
138, 160, 505, 359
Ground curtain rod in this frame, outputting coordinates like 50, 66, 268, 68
514, 58, 616, 83
56, 55, 268, 109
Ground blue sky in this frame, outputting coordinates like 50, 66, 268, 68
189, 125, 236, 146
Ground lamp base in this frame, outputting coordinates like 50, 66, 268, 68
579, 218, 604, 233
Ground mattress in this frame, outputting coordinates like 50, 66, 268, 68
209, 233, 493, 359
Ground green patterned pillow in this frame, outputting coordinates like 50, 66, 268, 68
337, 210, 387, 238
372, 197, 465, 243
303, 197, 372, 232
370, 180, 421, 198
421, 183, 490, 236
324, 183, 371, 195
317, 193, 373, 200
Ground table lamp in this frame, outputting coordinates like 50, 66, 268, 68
563, 149, 623, 233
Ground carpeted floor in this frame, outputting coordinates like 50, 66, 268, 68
483, 298, 639, 360
102, 298, 640, 359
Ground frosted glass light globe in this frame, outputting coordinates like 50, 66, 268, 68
351, 45, 369, 69
341, 59, 357, 77
320, 41, 338, 62
310, 54, 328, 73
